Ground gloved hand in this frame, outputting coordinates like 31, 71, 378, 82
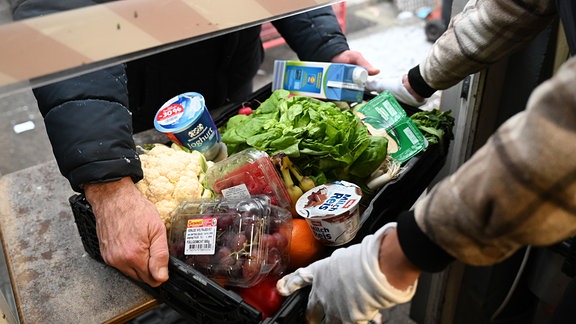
365, 76, 426, 107
276, 223, 417, 324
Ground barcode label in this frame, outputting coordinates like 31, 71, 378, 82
187, 240, 213, 252
184, 218, 217, 255
221, 184, 251, 200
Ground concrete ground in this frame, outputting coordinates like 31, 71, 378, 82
0, 0, 435, 322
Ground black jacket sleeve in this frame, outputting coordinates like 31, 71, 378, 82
407, 65, 437, 99
272, 6, 350, 62
12, 0, 143, 192
397, 210, 454, 273
36, 68, 143, 192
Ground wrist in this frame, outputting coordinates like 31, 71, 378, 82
84, 177, 135, 206
407, 65, 437, 98
378, 229, 420, 291
402, 75, 425, 102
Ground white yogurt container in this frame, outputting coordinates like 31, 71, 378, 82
295, 180, 362, 246
154, 92, 221, 160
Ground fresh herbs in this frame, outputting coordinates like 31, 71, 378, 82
410, 109, 455, 153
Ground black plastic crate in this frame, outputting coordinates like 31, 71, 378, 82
69, 84, 449, 323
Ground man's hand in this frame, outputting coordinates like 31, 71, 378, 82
331, 50, 380, 75
84, 177, 169, 287
276, 223, 418, 323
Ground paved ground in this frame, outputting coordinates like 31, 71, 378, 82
0, 0, 435, 322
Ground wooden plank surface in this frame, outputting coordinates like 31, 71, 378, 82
0, 160, 155, 323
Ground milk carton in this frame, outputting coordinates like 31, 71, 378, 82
272, 60, 368, 102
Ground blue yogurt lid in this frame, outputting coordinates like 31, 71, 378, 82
154, 92, 206, 133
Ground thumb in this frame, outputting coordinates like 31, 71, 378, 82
276, 267, 315, 296
148, 234, 170, 286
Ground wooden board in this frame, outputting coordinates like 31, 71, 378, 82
0, 160, 156, 323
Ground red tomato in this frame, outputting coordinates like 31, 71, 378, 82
237, 275, 285, 319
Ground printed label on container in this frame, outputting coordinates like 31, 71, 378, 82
156, 102, 185, 126
221, 184, 252, 200
184, 217, 218, 255
295, 181, 362, 246
284, 65, 323, 94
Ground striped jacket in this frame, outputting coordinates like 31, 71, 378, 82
397, 0, 576, 271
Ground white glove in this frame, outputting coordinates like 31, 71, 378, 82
276, 223, 417, 324
365, 76, 426, 107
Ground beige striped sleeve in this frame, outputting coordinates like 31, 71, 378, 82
420, 0, 557, 90
414, 56, 576, 266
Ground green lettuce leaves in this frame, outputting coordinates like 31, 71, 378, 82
220, 90, 388, 183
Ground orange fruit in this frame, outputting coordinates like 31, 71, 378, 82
287, 218, 325, 271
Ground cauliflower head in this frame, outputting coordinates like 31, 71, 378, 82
135, 143, 213, 227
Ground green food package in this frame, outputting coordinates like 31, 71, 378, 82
354, 91, 427, 163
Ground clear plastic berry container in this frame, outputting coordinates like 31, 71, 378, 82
205, 148, 291, 210
168, 195, 292, 288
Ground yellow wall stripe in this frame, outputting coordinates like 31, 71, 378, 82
0, 22, 92, 81
180, 0, 270, 29
112, 0, 216, 44
22, 4, 161, 61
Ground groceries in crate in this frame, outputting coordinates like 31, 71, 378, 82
134, 143, 214, 228
153, 92, 224, 161
69, 86, 454, 321
219, 89, 389, 188
168, 196, 292, 288
272, 60, 368, 102
295, 180, 362, 246
141, 89, 453, 294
